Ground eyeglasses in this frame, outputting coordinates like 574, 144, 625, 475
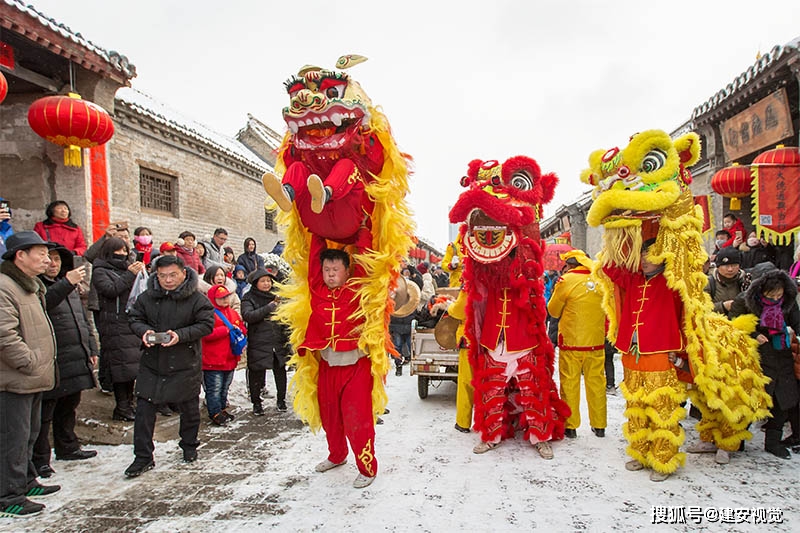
157, 272, 183, 280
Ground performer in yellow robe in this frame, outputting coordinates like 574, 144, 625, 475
547, 250, 607, 438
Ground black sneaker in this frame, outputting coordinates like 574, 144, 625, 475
564, 428, 577, 439
591, 428, 605, 438
222, 409, 235, 422
124, 459, 155, 478
25, 484, 60, 498
277, 401, 288, 412
253, 403, 265, 416
183, 449, 198, 463
454, 423, 471, 434
0, 499, 45, 518
36, 464, 55, 478
56, 449, 97, 461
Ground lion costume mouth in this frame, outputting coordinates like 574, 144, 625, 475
284, 104, 368, 151
464, 209, 517, 263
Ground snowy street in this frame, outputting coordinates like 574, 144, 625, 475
2, 359, 798, 532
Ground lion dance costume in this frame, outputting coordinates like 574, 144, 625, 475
263, 55, 414, 480
580, 129, 771, 478
449, 157, 570, 456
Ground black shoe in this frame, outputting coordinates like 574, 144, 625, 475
780, 434, 800, 447
277, 401, 288, 412
124, 459, 155, 478
112, 409, 135, 422
253, 403, 265, 416
765, 443, 791, 459
25, 484, 60, 498
210, 412, 228, 426
454, 423, 471, 434
36, 464, 55, 478
157, 405, 173, 417
395, 366, 402, 376
0, 499, 45, 518
591, 428, 605, 438
383, 408, 390, 415
376, 417, 384, 425
56, 449, 97, 461
564, 428, 577, 439
183, 449, 198, 463
222, 409, 235, 422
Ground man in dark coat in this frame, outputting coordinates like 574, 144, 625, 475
125, 255, 214, 477
33, 246, 98, 478
241, 269, 291, 414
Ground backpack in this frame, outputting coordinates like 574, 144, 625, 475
214, 309, 247, 356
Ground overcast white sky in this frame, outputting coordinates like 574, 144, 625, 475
27, 0, 800, 250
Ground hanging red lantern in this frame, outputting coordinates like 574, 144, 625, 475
0, 71, 7, 104
710, 162, 751, 210
27, 92, 114, 167
752, 145, 800, 166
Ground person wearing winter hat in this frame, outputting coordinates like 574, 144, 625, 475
232, 265, 250, 299
0, 231, 60, 516
705, 246, 750, 320
236, 237, 265, 275
202, 284, 246, 426
241, 269, 291, 415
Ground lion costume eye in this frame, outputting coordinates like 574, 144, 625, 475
641, 149, 667, 174
510, 172, 533, 191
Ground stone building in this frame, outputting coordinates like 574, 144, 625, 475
0, 1, 284, 255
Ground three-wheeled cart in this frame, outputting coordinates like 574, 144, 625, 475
410, 328, 459, 399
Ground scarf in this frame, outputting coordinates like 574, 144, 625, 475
760, 295, 789, 350
134, 241, 152, 264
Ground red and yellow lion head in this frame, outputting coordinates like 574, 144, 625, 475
449, 156, 557, 264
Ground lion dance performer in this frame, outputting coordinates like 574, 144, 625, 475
441, 234, 464, 288
449, 157, 570, 458
580, 129, 771, 481
263, 55, 414, 489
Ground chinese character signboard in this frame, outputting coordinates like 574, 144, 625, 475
721, 88, 793, 161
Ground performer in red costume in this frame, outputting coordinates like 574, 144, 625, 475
303, 229, 378, 489
602, 239, 687, 482
450, 157, 570, 459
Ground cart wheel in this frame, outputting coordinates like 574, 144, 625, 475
418, 375, 429, 399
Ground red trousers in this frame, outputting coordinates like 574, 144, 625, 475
318, 357, 377, 477
283, 160, 369, 243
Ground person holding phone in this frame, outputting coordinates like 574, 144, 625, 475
0, 197, 13, 263
126, 255, 214, 477
91, 238, 146, 421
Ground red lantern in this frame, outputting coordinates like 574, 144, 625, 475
753, 145, 800, 166
0, 71, 7, 104
27, 92, 114, 167
711, 163, 751, 210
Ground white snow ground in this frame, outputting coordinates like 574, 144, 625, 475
2, 359, 798, 532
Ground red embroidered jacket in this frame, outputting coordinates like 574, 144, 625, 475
300, 234, 366, 352
603, 264, 684, 355
479, 286, 539, 353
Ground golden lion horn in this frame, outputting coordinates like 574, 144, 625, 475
336, 54, 368, 69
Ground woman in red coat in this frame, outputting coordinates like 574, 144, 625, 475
201, 284, 246, 426
33, 200, 87, 255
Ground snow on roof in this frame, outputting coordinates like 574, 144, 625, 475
239, 113, 285, 149
116, 87, 271, 173
691, 37, 800, 120
5, 0, 137, 79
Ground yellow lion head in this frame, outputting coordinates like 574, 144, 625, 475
581, 130, 701, 229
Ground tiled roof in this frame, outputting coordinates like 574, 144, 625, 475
691, 37, 800, 120
116, 87, 271, 173
238, 113, 285, 149
3, 0, 137, 79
